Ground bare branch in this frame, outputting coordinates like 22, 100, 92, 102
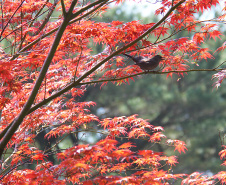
61, 0, 66, 17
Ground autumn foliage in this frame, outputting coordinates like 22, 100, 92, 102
0, 0, 226, 184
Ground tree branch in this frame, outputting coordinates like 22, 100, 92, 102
71, 0, 107, 19
61, 0, 66, 17
34, 0, 59, 35
78, 67, 226, 85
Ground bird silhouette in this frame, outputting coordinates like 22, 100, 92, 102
122, 53, 163, 71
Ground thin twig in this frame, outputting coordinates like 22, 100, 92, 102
214, 61, 226, 69
60, 0, 66, 17
0, 0, 25, 39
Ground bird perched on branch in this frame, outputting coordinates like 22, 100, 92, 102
122, 53, 163, 71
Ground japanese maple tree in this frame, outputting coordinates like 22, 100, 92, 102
0, 0, 226, 184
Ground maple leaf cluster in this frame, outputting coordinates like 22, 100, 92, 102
0, 0, 226, 184
3, 115, 188, 184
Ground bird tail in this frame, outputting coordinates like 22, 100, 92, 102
122, 53, 133, 58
